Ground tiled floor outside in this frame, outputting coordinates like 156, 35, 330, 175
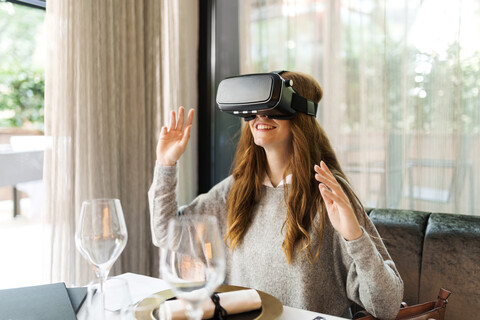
0, 198, 45, 289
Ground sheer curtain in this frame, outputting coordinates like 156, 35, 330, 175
239, 0, 479, 215
44, 0, 198, 286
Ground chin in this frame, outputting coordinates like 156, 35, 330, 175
253, 138, 268, 148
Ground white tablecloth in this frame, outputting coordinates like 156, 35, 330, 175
114, 273, 347, 320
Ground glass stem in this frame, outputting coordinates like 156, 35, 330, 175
185, 301, 204, 320
96, 267, 110, 292
95, 268, 109, 318
96, 267, 110, 309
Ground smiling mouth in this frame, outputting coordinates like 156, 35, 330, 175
255, 124, 276, 130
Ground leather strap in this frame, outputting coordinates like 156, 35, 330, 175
434, 288, 452, 308
270, 70, 318, 117
291, 93, 318, 116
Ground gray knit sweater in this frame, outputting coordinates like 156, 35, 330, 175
148, 164, 403, 319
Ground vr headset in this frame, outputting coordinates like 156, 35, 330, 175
216, 71, 318, 121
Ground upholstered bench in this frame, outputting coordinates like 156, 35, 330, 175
367, 208, 480, 320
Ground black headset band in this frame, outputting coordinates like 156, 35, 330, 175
271, 70, 318, 117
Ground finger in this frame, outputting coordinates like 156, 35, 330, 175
316, 176, 346, 203
176, 107, 185, 131
315, 174, 332, 190
320, 160, 335, 177
314, 164, 329, 180
320, 183, 347, 206
314, 163, 334, 180
319, 184, 333, 206
169, 110, 176, 131
160, 126, 168, 136
179, 125, 192, 148
314, 169, 340, 193
185, 108, 195, 128
315, 172, 340, 194
321, 179, 347, 202
315, 164, 345, 196
315, 162, 335, 180
316, 171, 347, 204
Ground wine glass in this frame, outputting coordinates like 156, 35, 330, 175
81, 277, 133, 320
75, 199, 128, 294
160, 215, 226, 320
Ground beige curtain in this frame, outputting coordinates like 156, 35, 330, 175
44, 0, 198, 286
239, 0, 479, 216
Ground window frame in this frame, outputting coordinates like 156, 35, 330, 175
6, 0, 45, 10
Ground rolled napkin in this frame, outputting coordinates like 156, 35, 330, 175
162, 289, 262, 320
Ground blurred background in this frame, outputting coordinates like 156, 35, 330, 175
0, 0, 478, 288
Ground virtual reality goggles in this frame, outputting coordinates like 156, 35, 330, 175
216, 71, 318, 121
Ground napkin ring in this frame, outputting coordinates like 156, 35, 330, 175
211, 293, 228, 320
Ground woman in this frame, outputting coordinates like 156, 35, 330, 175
148, 71, 403, 319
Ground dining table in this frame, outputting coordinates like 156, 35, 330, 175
79, 272, 348, 320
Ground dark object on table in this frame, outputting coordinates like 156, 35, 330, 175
67, 286, 88, 313
211, 292, 228, 320
0, 282, 77, 320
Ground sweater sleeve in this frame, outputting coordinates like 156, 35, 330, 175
334, 177, 403, 319
148, 162, 233, 247
337, 208, 403, 320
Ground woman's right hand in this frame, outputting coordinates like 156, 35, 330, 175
156, 106, 195, 166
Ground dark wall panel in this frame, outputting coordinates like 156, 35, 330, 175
198, 0, 241, 193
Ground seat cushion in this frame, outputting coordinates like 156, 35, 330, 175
369, 209, 430, 305
420, 213, 480, 320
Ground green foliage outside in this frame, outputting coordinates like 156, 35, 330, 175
0, 69, 44, 129
0, 0, 45, 131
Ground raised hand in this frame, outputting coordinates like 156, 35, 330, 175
314, 161, 363, 241
156, 106, 195, 166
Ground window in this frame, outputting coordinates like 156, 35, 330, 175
239, 0, 479, 215
0, 0, 45, 289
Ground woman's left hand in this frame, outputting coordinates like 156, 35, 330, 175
314, 161, 363, 241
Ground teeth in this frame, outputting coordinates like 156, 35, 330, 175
256, 124, 275, 130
